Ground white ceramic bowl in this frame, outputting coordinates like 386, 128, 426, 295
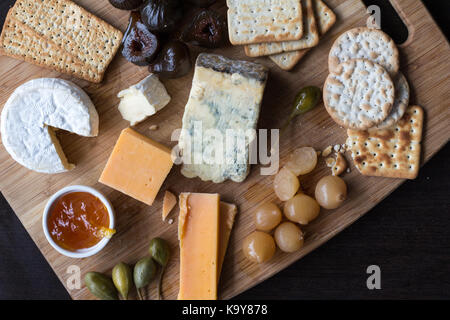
42, 185, 115, 258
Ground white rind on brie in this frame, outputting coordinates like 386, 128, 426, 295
117, 74, 171, 126
1, 78, 99, 174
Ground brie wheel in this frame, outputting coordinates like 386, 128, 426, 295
1, 78, 99, 173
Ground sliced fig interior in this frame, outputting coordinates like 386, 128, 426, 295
122, 21, 160, 66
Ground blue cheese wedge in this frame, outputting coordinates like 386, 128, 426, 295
117, 74, 171, 126
1, 78, 98, 173
179, 53, 268, 183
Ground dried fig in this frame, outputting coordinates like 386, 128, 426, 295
181, 9, 226, 48
186, 0, 216, 7
122, 21, 160, 66
148, 41, 192, 78
122, 11, 141, 45
140, 0, 183, 33
109, 0, 144, 10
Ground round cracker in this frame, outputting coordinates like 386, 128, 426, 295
323, 59, 395, 130
328, 27, 399, 77
376, 72, 410, 129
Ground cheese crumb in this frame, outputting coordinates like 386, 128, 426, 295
149, 124, 159, 131
333, 144, 341, 153
168, 218, 174, 225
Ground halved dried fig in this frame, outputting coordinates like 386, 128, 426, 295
181, 9, 226, 48
122, 21, 160, 66
122, 11, 141, 45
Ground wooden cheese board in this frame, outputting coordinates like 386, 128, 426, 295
0, 0, 449, 300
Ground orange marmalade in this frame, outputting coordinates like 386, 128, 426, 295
47, 192, 110, 251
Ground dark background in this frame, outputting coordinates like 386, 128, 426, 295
0, 0, 449, 300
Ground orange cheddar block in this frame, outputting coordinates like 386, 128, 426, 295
162, 190, 177, 221
218, 202, 238, 279
99, 128, 173, 206
178, 193, 220, 300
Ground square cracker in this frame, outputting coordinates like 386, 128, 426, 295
3, 0, 123, 82
227, 0, 304, 45
245, 0, 319, 57
346, 106, 424, 179
0, 13, 91, 80
269, 0, 336, 70
269, 50, 308, 70
313, 0, 337, 35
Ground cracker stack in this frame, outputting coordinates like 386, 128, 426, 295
0, 0, 123, 83
227, 0, 336, 71
270, 0, 336, 70
322, 27, 424, 179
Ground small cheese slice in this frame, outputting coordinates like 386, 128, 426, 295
162, 190, 177, 221
117, 74, 171, 126
99, 128, 173, 206
218, 202, 238, 279
178, 193, 220, 300
0, 78, 98, 173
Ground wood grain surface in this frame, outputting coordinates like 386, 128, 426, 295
0, 0, 448, 300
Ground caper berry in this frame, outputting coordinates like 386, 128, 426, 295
133, 256, 157, 300
85, 272, 118, 300
149, 238, 171, 300
112, 262, 133, 300
281, 86, 322, 132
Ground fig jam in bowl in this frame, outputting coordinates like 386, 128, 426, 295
42, 185, 115, 258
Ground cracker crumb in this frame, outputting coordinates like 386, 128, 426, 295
322, 146, 333, 157
149, 125, 159, 131
168, 218, 174, 225
332, 153, 348, 176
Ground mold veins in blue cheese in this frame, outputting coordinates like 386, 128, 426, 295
178, 53, 269, 183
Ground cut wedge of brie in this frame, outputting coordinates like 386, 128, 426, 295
117, 74, 171, 126
1, 78, 99, 173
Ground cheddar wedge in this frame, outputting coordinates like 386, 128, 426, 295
178, 193, 220, 300
218, 202, 238, 279
99, 128, 173, 206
